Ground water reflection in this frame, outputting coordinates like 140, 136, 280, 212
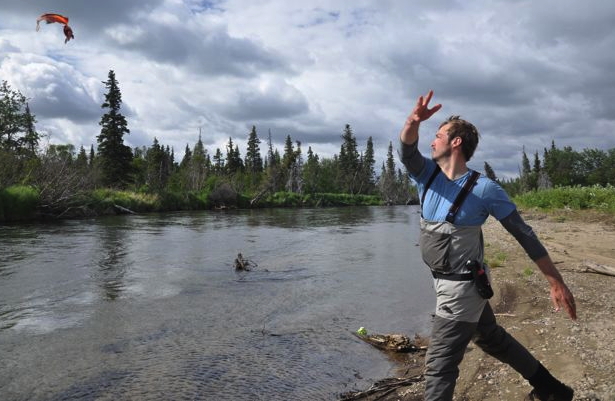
95, 217, 129, 300
0, 206, 434, 400
244, 206, 376, 229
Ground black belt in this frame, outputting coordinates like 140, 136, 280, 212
431, 270, 473, 281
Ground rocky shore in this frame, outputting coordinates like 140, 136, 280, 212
344, 209, 615, 400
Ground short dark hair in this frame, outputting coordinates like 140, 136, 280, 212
439, 115, 480, 161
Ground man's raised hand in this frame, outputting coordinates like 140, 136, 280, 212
408, 90, 442, 124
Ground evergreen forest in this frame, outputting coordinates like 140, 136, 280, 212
0, 71, 413, 221
2, 71, 615, 222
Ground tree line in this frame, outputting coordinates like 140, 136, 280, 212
5, 71, 613, 220
1, 71, 415, 218
485, 142, 615, 197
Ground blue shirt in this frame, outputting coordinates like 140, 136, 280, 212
413, 157, 515, 226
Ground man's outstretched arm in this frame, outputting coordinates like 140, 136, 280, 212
534, 254, 577, 320
500, 210, 577, 320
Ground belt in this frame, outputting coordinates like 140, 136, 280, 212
431, 270, 473, 281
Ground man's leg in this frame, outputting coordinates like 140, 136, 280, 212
424, 315, 476, 401
473, 303, 573, 400
472, 302, 539, 377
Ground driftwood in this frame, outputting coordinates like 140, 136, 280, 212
340, 375, 424, 400
579, 261, 615, 277
113, 204, 136, 214
343, 332, 427, 400
354, 332, 428, 353
234, 253, 257, 271
250, 186, 272, 206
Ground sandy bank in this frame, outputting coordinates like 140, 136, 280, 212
344, 210, 615, 401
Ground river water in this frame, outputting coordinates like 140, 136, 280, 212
0, 206, 435, 401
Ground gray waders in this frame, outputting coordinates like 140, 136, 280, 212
420, 218, 540, 401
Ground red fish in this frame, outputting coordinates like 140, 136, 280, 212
63, 25, 74, 43
36, 13, 74, 43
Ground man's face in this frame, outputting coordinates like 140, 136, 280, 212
431, 123, 452, 162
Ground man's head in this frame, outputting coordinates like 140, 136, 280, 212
432, 116, 480, 162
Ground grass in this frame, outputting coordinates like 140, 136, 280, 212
0, 185, 40, 222
485, 250, 508, 268
87, 189, 212, 213
89, 189, 162, 212
0, 186, 383, 222
514, 185, 615, 213
261, 192, 383, 208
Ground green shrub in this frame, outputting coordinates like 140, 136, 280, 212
88, 189, 160, 213
0, 185, 40, 222
514, 185, 615, 213
259, 192, 382, 208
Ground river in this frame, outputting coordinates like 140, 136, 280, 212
0, 206, 435, 401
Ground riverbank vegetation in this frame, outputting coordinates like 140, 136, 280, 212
1, 73, 413, 222
3, 71, 615, 222
514, 185, 615, 213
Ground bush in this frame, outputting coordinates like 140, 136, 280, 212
88, 189, 160, 213
258, 192, 383, 208
514, 185, 615, 213
208, 183, 238, 208
0, 185, 40, 222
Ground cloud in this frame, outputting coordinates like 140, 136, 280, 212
105, 16, 291, 78
0, 53, 101, 122
1, 0, 615, 179
217, 76, 309, 120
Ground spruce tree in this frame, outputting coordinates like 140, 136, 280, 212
89, 145, 95, 166
187, 133, 209, 189
266, 129, 277, 168
75, 146, 88, 171
361, 136, 376, 194
378, 142, 397, 204
519, 147, 532, 192
303, 146, 320, 193
282, 135, 295, 169
225, 137, 243, 174
96, 70, 133, 187
339, 124, 359, 193
180, 144, 192, 170
145, 137, 168, 192
20, 103, 39, 157
340, 124, 359, 171
245, 126, 263, 174
213, 148, 224, 173
484, 161, 497, 181
533, 152, 541, 173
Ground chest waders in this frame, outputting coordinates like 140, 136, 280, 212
419, 167, 487, 322
420, 168, 571, 401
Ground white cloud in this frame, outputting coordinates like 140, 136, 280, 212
1, 0, 614, 178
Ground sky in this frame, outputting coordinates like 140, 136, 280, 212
1, 0, 615, 179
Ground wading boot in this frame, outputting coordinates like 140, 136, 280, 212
524, 363, 574, 401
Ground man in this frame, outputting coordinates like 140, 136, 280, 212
399, 90, 577, 401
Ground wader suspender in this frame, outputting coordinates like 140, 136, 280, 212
420, 166, 481, 223
420, 166, 442, 217
445, 170, 481, 223
421, 166, 482, 281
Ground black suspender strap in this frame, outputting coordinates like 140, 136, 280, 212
420, 166, 481, 223
421, 165, 441, 209
445, 170, 481, 223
